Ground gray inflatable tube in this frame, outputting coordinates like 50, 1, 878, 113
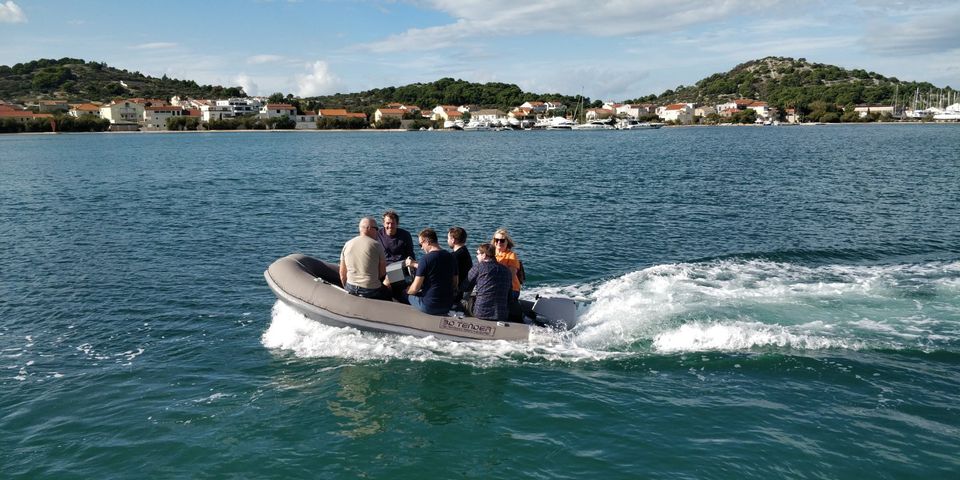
264, 253, 531, 342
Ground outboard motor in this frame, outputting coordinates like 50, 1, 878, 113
531, 296, 578, 330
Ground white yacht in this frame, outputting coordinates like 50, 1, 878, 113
617, 119, 663, 130
462, 121, 493, 131
572, 120, 614, 130
545, 116, 576, 129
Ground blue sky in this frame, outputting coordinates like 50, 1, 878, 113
1, 0, 958, 101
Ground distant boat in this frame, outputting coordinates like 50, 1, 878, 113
933, 111, 960, 121
617, 120, 663, 130
572, 120, 614, 130
463, 121, 493, 131
545, 116, 576, 129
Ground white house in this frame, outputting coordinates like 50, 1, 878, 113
374, 108, 405, 123
471, 109, 507, 124
658, 103, 694, 123
259, 103, 296, 119
100, 101, 145, 125
431, 106, 463, 122
543, 101, 566, 113
200, 104, 233, 122
615, 103, 655, 119
69, 103, 102, 118
217, 98, 261, 117
519, 101, 548, 114
694, 105, 716, 118
143, 105, 185, 130
585, 107, 615, 121
853, 104, 895, 118
745, 101, 770, 120
296, 111, 318, 129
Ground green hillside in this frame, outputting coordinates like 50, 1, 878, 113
0, 57, 244, 102
2, 56, 953, 115
299, 77, 587, 114
637, 56, 950, 109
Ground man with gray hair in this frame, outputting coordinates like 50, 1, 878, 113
339, 217, 391, 300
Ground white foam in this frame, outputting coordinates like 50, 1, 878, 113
652, 321, 861, 352
262, 259, 960, 358
553, 259, 959, 353
261, 301, 620, 365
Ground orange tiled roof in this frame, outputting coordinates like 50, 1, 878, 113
266, 103, 295, 109
0, 111, 53, 118
72, 103, 101, 111
378, 108, 405, 115
319, 109, 349, 116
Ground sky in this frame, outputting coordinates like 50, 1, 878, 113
1, 0, 958, 101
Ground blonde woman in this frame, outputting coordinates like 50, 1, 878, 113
492, 228, 523, 322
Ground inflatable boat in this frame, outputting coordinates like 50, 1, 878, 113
264, 253, 577, 342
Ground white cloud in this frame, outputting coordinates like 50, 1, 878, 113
0, 0, 26, 23
862, 8, 960, 56
234, 74, 260, 96
131, 42, 178, 50
296, 61, 342, 97
247, 54, 286, 65
358, 0, 784, 52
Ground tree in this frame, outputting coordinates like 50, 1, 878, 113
374, 117, 401, 129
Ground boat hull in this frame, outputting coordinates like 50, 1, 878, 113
265, 253, 531, 342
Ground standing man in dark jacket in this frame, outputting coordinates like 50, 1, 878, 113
378, 209, 415, 302
447, 226, 473, 308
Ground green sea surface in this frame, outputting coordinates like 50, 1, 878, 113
1, 125, 958, 478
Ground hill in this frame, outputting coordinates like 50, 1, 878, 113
299, 77, 587, 115
0, 57, 245, 102
2, 56, 952, 114
637, 56, 948, 109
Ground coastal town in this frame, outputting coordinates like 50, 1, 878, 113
2, 92, 959, 133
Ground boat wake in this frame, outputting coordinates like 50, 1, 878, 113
262, 259, 960, 363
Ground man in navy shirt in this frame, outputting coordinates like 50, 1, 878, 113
407, 228, 458, 315
379, 209, 415, 302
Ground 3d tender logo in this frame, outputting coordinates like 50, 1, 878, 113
439, 318, 496, 336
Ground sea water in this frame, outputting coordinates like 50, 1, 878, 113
1, 126, 958, 478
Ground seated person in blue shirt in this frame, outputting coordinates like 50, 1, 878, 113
460, 242, 512, 322
406, 228, 458, 315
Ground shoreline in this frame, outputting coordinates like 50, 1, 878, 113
2, 121, 956, 137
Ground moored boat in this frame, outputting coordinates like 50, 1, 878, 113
572, 120, 615, 130
617, 120, 664, 130
265, 253, 577, 342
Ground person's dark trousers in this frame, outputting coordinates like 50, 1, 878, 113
508, 290, 522, 323
388, 282, 410, 304
345, 283, 392, 301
